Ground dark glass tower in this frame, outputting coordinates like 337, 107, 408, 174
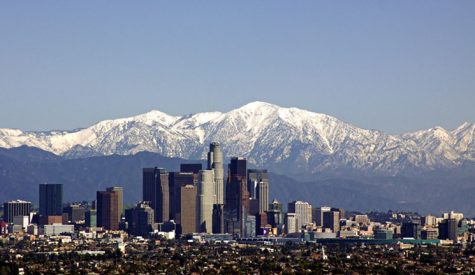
39, 184, 63, 217
225, 157, 249, 235
143, 167, 169, 223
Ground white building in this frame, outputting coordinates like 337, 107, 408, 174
288, 201, 312, 230
285, 213, 297, 234
198, 170, 214, 233
208, 143, 224, 205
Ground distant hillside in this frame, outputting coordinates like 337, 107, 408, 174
1, 146, 474, 216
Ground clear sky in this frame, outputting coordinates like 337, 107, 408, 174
0, 1, 473, 134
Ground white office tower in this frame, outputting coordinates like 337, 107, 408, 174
198, 170, 215, 233
285, 213, 297, 234
207, 142, 224, 205
288, 201, 312, 230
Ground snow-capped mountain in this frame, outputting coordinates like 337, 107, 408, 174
0, 101, 473, 175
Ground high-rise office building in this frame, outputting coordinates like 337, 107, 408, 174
3, 200, 32, 223
85, 209, 97, 227
39, 184, 63, 217
125, 201, 156, 237
248, 169, 269, 221
212, 204, 225, 234
257, 180, 269, 214
198, 170, 214, 233
331, 207, 345, 220
96, 187, 123, 230
168, 172, 194, 221
288, 201, 312, 230
438, 219, 458, 241
208, 142, 224, 205
225, 157, 249, 235
314, 206, 331, 227
401, 221, 421, 239
244, 215, 256, 238
285, 213, 297, 234
143, 167, 169, 223
63, 204, 86, 224
267, 199, 283, 227
180, 184, 197, 234
323, 210, 340, 233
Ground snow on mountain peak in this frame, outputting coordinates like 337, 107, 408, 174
0, 102, 473, 175
132, 110, 180, 126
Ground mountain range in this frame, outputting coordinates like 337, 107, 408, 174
0, 102, 474, 215
0, 101, 474, 177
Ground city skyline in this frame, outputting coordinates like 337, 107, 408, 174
1, 2, 474, 273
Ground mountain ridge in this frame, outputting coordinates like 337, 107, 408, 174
0, 101, 473, 176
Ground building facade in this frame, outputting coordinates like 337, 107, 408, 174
96, 187, 123, 230
225, 157, 249, 235
180, 184, 197, 234
143, 167, 169, 223
39, 184, 63, 217
288, 201, 312, 230
3, 200, 31, 224
208, 142, 224, 205
125, 201, 155, 237
198, 170, 214, 233
168, 172, 194, 222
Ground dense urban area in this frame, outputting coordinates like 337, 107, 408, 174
1, 143, 475, 273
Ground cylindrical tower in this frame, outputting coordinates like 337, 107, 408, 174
198, 169, 214, 233
208, 142, 224, 204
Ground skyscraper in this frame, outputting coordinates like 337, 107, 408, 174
285, 213, 297, 234
39, 184, 63, 217
125, 201, 155, 237
208, 142, 224, 204
248, 169, 269, 214
168, 172, 194, 221
323, 210, 340, 233
401, 221, 421, 239
198, 170, 214, 233
63, 204, 86, 224
225, 157, 249, 235
212, 204, 225, 234
143, 167, 169, 223
267, 199, 283, 227
3, 200, 31, 223
288, 201, 312, 230
180, 184, 197, 234
96, 187, 123, 230
208, 142, 224, 205
314, 206, 331, 227
85, 209, 97, 227
438, 219, 458, 241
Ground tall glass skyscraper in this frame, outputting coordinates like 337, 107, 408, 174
39, 184, 63, 217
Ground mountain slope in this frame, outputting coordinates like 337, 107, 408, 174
0, 102, 474, 176
0, 147, 474, 215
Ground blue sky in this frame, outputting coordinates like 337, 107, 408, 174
0, 1, 474, 134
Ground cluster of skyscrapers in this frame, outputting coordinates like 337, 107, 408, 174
2, 141, 474, 245
136, 143, 271, 237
